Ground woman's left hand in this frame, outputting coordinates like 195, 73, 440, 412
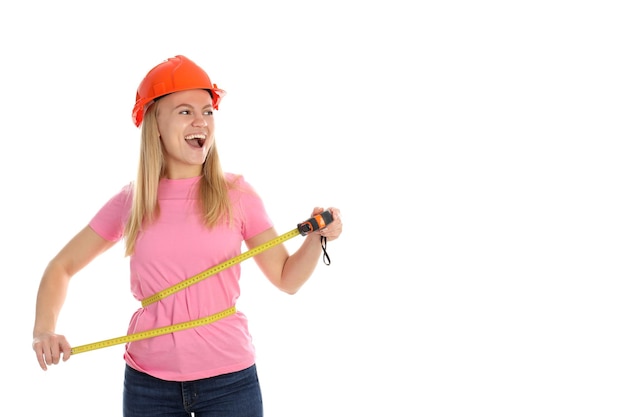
315, 206, 342, 241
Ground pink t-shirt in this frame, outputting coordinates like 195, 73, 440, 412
89, 174, 273, 381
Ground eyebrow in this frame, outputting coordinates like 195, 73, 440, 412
174, 103, 214, 110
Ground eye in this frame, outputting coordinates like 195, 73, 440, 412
204, 110, 214, 116
179, 110, 191, 115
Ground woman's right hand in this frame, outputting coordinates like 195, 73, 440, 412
32, 332, 72, 371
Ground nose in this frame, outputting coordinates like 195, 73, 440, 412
192, 114, 207, 127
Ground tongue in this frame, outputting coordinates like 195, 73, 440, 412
186, 139, 202, 148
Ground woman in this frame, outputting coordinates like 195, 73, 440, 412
32, 55, 343, 417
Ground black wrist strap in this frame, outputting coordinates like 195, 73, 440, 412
321, 236, 331, 265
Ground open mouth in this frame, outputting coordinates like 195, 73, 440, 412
185, 133, 206, 148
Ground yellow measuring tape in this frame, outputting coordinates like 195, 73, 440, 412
70, 228, 302, 355
142, 228, 300, 307
71, 306, 236, 354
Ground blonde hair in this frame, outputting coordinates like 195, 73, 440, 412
124, 100, 233, 256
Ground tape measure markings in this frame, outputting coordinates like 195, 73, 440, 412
71, 306, 237, 354
72, 229, 301, 355
142, 228, 301, 307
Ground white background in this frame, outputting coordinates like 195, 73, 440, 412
2, 1, 625, 416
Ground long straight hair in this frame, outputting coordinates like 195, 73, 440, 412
123, 100, 233, 256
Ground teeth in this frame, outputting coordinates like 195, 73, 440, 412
185, 134, 206, 140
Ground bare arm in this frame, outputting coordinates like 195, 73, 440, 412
246, 207, 343, 294
32, 225, 116, 370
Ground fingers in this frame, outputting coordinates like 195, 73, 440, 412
60, 339, 72, 364
34, 344, 48, 371
310, 206, 324, 216
328, 207, 341, 221
33, 334, 72, 371
316, 206, 342, 241
33, 342, 57, 371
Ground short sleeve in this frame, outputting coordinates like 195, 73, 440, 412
89, 183, 133, 242
228, 174, 273, 240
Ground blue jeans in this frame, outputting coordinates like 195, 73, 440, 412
123, 364, 263, 417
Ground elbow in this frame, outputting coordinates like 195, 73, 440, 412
277, 281, 303, 295
280, 285, 300, 296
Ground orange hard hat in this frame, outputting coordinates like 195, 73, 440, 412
132, 55, 226, 127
